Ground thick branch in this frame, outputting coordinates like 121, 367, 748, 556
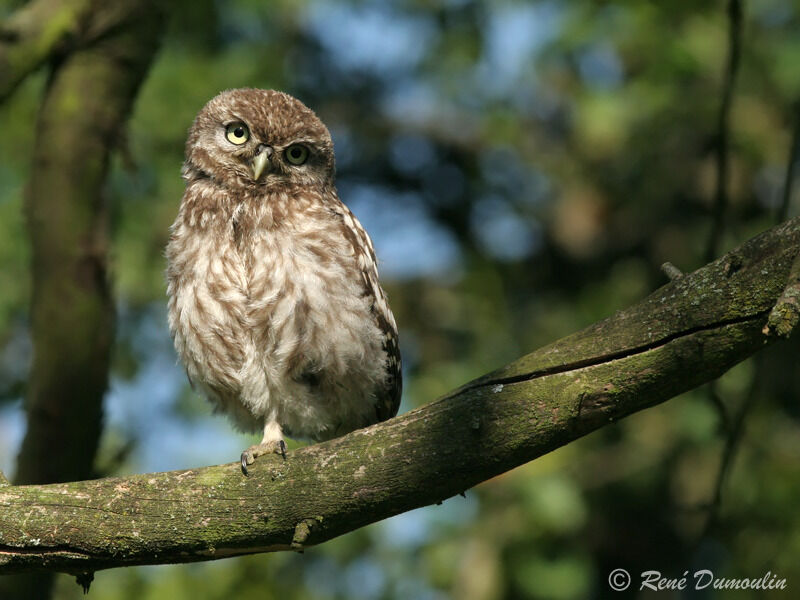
1, 217, 799, 575
766, 250, 800, 337
0, 0, 91, 101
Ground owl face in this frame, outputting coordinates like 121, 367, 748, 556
183, 88, 335, 191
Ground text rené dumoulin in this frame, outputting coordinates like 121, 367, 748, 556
640, 570, 786, 592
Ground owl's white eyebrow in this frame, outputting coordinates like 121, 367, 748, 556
222, 117, 249, 127
287, 137, 317, 147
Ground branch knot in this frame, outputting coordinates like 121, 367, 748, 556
291, 517, 323, 553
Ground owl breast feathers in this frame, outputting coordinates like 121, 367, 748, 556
165, 89, 401, 471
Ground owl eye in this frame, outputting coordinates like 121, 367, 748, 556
225, 122, 250, 145
285, 144, 309, 165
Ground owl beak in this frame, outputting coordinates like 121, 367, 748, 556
251, 144, 272, 181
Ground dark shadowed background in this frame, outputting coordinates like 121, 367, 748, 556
1, 0, 799, 598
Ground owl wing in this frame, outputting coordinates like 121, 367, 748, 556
332, 203, 402, 422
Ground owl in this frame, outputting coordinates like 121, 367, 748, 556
166, 89, 401, 474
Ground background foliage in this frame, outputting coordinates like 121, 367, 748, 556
1, 0, 800, 598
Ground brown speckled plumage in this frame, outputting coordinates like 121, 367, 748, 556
166, 89, 401, 472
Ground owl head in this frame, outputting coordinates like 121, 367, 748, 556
183, 88, 335, 191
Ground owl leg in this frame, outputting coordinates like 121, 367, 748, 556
240, 419, 287, 475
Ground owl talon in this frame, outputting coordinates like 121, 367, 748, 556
240, 439, 287, 476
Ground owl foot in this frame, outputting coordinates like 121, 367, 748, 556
240, 439, 287, 475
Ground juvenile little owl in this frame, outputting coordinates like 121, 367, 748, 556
166, 89, 401, 474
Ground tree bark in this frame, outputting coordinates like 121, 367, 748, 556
1, 216, 798, 577
0, 0, 91, 101
16, 0, 163, 487
0, 0, 163, 595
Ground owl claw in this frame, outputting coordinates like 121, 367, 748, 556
240, 439, 288, 476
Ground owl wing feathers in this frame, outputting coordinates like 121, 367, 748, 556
332, 203, 402, 422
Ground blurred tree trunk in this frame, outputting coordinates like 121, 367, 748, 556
0, 0, 163, 598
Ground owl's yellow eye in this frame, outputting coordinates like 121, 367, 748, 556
285, 144, 309, 165
225, 122, 250, 145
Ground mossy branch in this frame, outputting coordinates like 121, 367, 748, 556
0, 0, 91, 101
1, 217, 799, 576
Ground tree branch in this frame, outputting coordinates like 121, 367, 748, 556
1, 216, 799, 576
702, 352, 762, 536
705, 0, 743, 263
777, 100, 800, 223
0, 0, 91, 101
765, 230, 800, 336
